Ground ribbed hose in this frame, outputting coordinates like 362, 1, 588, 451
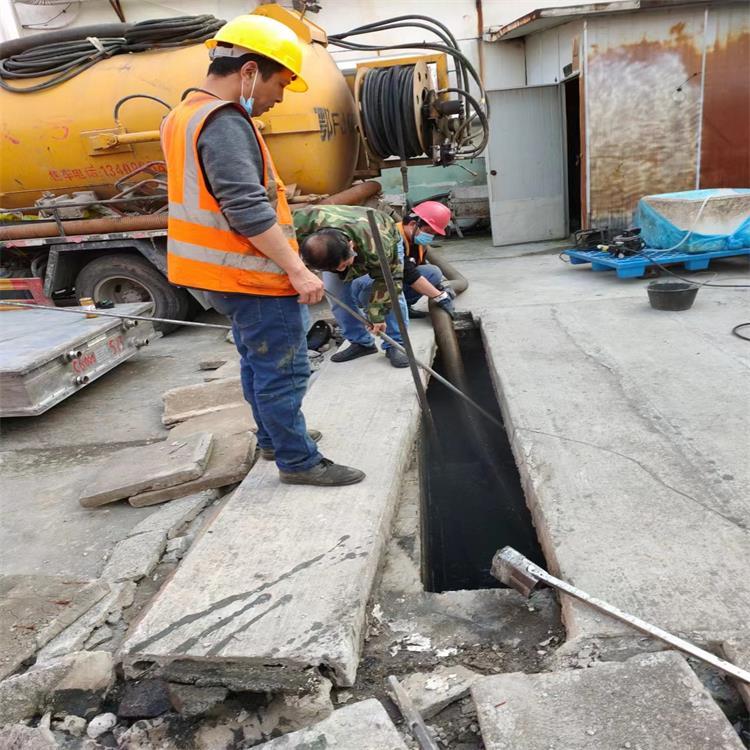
0, 15, 224, 93
360, 65, 424, 161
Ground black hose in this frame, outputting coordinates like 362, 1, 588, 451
361, 65, 423, 161
0, 15, 224, 93
0, 23, 130, 59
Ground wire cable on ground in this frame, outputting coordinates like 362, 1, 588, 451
0, 15, 224, 93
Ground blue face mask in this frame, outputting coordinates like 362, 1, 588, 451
240, 74, 257, 117
414, 231, 435, 246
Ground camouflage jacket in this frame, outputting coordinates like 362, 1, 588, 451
293, 205, 403, 323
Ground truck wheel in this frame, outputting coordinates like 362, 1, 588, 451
75, 254, 190, 334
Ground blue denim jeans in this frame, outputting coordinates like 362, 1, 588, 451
323, 240, 408, 351
206, 291, 322, 473
404, 263, 443, 306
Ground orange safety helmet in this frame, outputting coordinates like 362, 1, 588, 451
412, 201, 451, 236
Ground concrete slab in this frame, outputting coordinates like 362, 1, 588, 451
722, 638, 750, 712
457, 248, 750, 643
204, 360, 241, 382
129, 432, 256, 507
0, 576, 107, 680
121, 325, 434, 689
168, 404, 256, 439
471, 651, 744, 750
254, 699, 408, 750
79, 433, 214, 508
162, 377, 245, 426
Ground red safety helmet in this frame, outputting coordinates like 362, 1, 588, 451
412, 200, 451, 236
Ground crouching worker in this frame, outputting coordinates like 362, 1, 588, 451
162, 14, 364, 487
294, 205, 411, 368
398, 201, 456, 319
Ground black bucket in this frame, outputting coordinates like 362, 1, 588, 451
647, 280, 699, 311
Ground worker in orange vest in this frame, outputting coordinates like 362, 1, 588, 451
162, 14, 364, 487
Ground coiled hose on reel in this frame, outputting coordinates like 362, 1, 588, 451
0, 15, 224, 93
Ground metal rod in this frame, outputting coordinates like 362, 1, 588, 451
387, 675, 440, 750
0, 300, 232, 331
492, 547, 750, 686
324, 289, 504, 430
366, 209, 437, 435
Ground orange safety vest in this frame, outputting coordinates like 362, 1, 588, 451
161, 91, 297, 296
397, 221, 426, 265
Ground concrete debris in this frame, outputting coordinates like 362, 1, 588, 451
258, 677, 334, 736
37, 582, 135, 661
118, 678, 175, 719
0, 724, 58, 750
115, 717, 178, 750
0, 575, 109, 681
79, 433, 214, 508
722, 638, 750, 712
161, 536, 190, 564
86, 712, 117, 739
53, 713, 87, 737
168, 405, 255, 440
471, 651, 745, 750
0, 650, 114, 724
84, 624, 113, 650
203, 360, 240, 382
131, 490, 218, 540
128, 431, 256, 507
399, 664, 482, 719
254, 698, 408, 749
162, 378, 245, 426
198, 359, 227, 371
102, 531, 166, 583
169, 684, 228, 718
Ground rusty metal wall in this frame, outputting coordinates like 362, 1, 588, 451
585, 8, 706, 229
700, 5, 750, 189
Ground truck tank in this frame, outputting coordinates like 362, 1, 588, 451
0, 12, 358, 209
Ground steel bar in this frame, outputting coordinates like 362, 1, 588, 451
366, 209, 437, 435
387, 675, 440, 750
324, 289, 503, 430
0, 300, 231, 331
492, 547, 750, 686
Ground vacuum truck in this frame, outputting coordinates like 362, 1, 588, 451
0, 4, 488, 326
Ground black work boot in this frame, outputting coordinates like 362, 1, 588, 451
331, 342, 377, 363
279, 458, 366, 486
260, 429, 322, 461
386, 347, 409, 368
407, 306, 428, 319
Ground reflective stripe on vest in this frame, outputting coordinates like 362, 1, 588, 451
163, 92, 297, 296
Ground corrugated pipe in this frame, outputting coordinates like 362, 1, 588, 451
0, 214, 166, 241
0, 24, 131, 59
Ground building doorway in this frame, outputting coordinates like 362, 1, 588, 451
563, 75, 582, 233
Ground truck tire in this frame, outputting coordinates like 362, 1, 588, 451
75, 254, 190, 333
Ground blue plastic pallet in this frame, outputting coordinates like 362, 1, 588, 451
565, 246, 750, 279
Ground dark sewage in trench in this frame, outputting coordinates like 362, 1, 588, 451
420, 317, 547, 593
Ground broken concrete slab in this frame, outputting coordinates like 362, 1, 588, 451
79, 433, 214, 508
723, 638, 750, 712
128, 432, 256, 507
162, 378, 245, 426
254, 699, 408, 749
398, 664, 481, 719
471, 651, 744, 750
469, 266, 750, 644
37, 582, 135, 662
258, 677, 333, 737
121, 325, 434, 689
168, 405, 256, 440
0, 650, 114, 724
129, 490, 218, 540
102, 532, 166, 583
0, 576, 108, 681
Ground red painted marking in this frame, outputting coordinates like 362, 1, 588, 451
71, 352, 97, 373
108, 335, 125, 355
2, 132, 20, 145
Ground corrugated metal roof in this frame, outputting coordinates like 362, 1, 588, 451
484, 0, 736, 41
